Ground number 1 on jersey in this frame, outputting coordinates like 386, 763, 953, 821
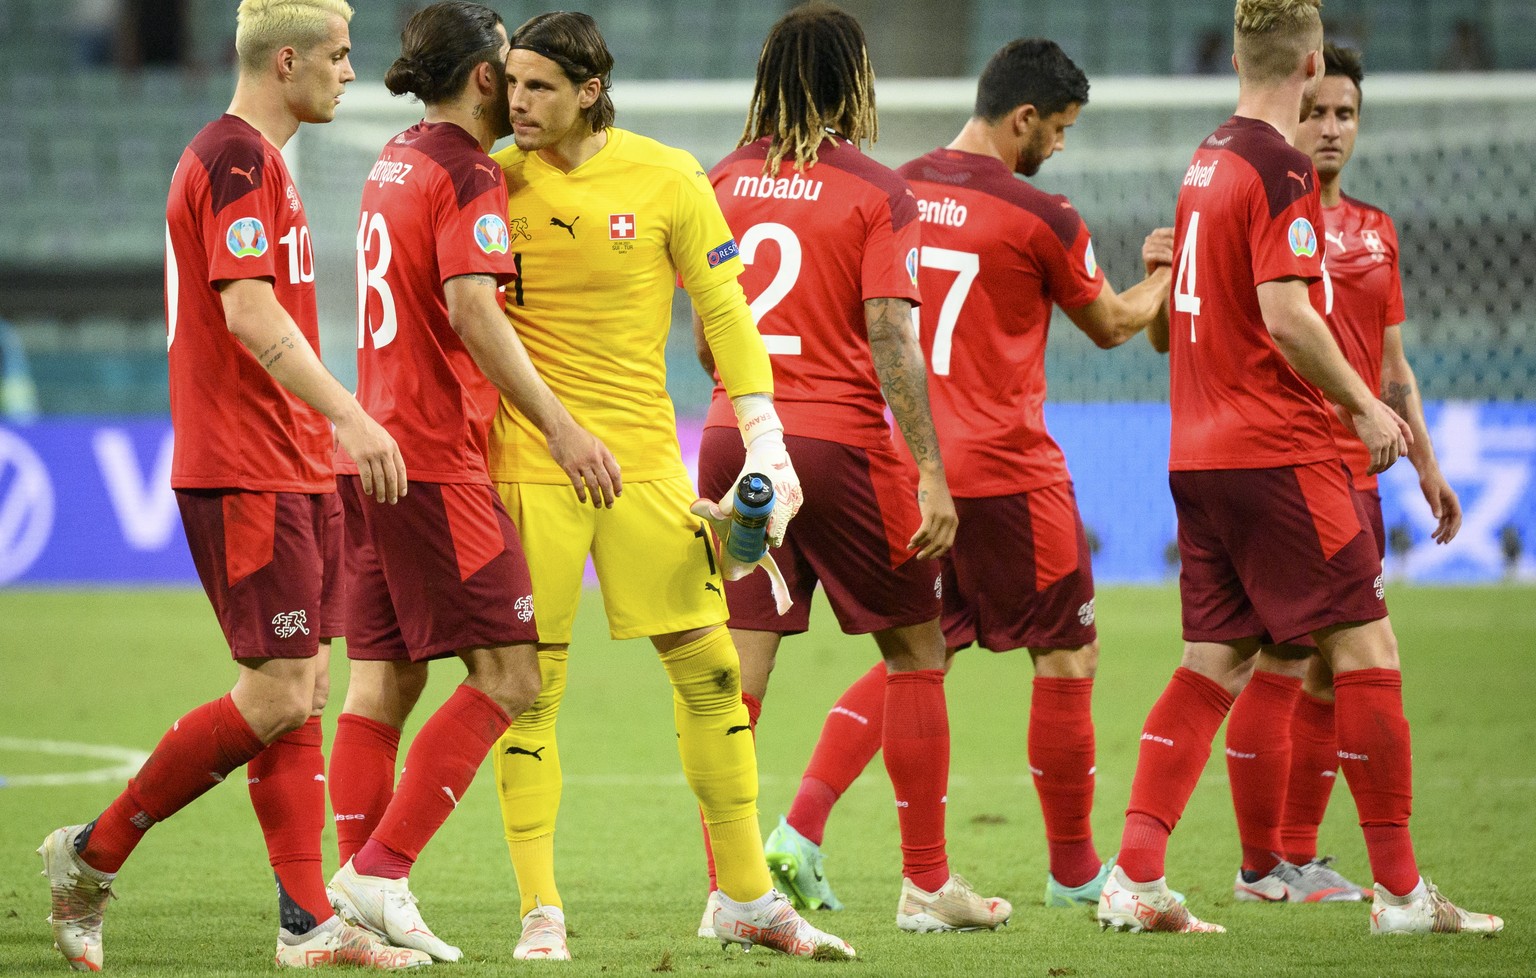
1173, 211, 1201, 343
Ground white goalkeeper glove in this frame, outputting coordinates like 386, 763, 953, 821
730, 393, 802, 547
689, 496, 793, 614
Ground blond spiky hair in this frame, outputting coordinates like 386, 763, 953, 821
235, 0, 353, 73
1234, 0, 1323, 84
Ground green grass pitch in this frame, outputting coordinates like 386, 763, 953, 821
1, 585, 1531, 976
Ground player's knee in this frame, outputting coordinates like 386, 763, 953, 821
469, 647, 544, 717
1030, 641, 1099, 678
310, 665, 331, 716
267, 688, 315, 738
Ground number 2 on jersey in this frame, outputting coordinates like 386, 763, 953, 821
739, 222, 803, 355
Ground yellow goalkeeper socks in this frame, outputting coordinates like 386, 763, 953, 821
494, 646, 568, 916
658, 627, 772, 902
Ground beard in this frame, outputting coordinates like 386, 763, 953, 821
487, 64, 514, 140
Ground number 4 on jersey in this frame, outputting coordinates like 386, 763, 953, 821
1173, 211, 1201, 342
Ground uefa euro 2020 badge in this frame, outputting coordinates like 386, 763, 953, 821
1288, 217, 1318, 258
226, 217, 268, 258
475, 214, 510, 255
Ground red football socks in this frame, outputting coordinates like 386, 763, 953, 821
247, 716, 332, 926
1226, 670, 1302, 876
882, 669, 950, 892
1119, 667, 1234, 883
1281, 691, 1338, 864
703, 692, 761, 891
787, 662, 886, 846
329, 712, 402, 866
79, 693, 265, 874
352, 685, 511, 879
1333, 667, 1419, 895
1030, 677, 1102, 888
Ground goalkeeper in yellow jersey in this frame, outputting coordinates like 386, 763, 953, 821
486, 10, 847, 961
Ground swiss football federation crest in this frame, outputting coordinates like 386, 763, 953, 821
1287, 217, 1318, 258
226, 217, 268, 258
707, 238, 740, 267
514, 594, 534, 623
272, 610, 310, 639
474, 214, 510, 254
609, 213, 636, 239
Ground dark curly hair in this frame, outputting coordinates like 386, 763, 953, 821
973, 38, 1089, 122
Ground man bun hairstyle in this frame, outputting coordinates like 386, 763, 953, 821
1324, 41, 1365, 106
509, 11, 616, 133
1233, 0, 1324, 86
741, 2, 878, 175
385, 1, 505, 106
974, 38, 1089, 122
235, 0, 353, 74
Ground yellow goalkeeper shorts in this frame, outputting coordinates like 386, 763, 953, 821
496, 476, 728, 643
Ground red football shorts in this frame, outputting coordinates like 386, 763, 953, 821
317, 488, 346, 641
1172, 461, 1387, 646
1361, 486, 1386, 562
697, 427, 941, 635
176, 489, 331, 660
340, 476, 538, 662
942, 482, 1097, 652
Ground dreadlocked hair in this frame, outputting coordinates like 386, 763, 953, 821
740, 3, 877, 175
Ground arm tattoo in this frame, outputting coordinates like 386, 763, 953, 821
260, 333, 298, 370
866, 297, 943, 470
1382, 380, 1413, 418
454, 273, 499, 287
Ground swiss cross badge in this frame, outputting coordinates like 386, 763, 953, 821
609, 213, 636, 240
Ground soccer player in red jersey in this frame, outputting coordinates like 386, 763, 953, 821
1210, 43, 1465, 906
323, 3, 619, 964
768, 37, 1174, 915
40, 1, 421, 971
1098, 0, 1500, 935
696, 4, 1010, 933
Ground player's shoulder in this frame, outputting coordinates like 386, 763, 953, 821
1339, 192, 1397, 229
388, 122, 502, 206
183, 114, 270, 210
603, 128, 718, 202
813, 139, 918, 225
901, 148, 1083, 245
1202, 115, 1316, 217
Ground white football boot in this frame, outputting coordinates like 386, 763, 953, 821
697, 890, 721, 939
1370, 879, 1503, 935
39, 825, 116, 972
713, 889, 855, 958
329, 860, 462, 963
896, 874, 1012, 932
275, 917, 432, 969
512, 903, 570, 961
1097, 866, 1225, 934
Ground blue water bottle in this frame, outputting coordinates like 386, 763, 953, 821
726, 473, 775, 563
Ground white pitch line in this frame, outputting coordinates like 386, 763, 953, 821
0, 737, 149, 788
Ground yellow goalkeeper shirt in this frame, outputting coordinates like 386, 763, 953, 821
489, 127, 770, 484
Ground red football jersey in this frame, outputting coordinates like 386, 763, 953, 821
346, 122, 519, 485
166, 114, 332, 492
1322, 194, 1406, 489
1168, 116, 1337, 471
898, 148, 1105, 497
702, 136, 922, 448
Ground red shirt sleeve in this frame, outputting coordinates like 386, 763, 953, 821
1038, 208, 1105, 310
205, 157, 282, 287
1382, 214, 1406, 327
1251, 178, 1324, 286
435, 173, 519, 286
861, 186, 923, 304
